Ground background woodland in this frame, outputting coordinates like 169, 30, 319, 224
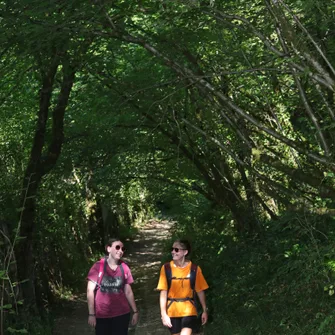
1, 0, 335, 334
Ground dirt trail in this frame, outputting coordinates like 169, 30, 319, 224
53, 219, 173, 335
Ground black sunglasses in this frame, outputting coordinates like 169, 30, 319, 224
115, 245, 126, 252
171, 247, 186, 253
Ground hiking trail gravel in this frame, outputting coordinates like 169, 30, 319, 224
53, 219, 178, 335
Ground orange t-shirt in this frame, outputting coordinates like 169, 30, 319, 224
156, 261, 209, 317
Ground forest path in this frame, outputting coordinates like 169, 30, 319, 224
52, 219, 173, 335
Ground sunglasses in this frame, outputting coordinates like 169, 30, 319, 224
115, 245, 126, 252
171, 247, 186, 253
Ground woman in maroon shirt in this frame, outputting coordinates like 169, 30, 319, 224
87, 238, 139, 335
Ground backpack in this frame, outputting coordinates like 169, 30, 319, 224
164, 262, 198, 310
96, 257, 125, 291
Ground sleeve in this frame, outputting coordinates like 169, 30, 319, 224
195, 265, 209, 292
87, 261, 100, 284
156, 264, 168, 291
123, 263, 134, 285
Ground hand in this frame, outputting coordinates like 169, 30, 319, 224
201, 311, 208, 325
131, 312, 139, 326
88, 315, 96, 327
161, 314, 172, 328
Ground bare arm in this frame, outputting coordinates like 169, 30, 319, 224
196, 290, 208, 325
87, 280, 96, 327
124, 284, 139, 325
124, 284, 137, 312
160, 290, 172, 328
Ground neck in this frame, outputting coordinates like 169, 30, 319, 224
108, 256, 119, 266
174, 259, 188, 267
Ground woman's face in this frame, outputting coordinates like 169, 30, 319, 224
171, 241, 188, 261
107, 241, 125, 260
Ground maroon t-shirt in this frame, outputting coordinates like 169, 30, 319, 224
87, 260, 134, 318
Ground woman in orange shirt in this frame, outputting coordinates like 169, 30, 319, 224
156, 239, 209, 335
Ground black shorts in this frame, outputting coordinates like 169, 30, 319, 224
96, 313, 130, 335
169, 316, 199, 334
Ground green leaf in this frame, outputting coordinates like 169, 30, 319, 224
6, 327, 28, 334
0, 304, 13, 310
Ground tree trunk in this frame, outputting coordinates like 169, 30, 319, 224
15, 58, 75, 311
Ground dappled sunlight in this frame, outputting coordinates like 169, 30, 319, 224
53, 219, 177, 335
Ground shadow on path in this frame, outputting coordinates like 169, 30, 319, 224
53, 219, 172, 335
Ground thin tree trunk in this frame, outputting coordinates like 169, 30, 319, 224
15, 58, 75, 310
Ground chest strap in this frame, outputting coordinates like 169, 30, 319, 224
164, 262, 198, 310
167, 296, 195, 309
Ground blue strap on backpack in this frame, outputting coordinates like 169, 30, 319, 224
164, 262, 198, 310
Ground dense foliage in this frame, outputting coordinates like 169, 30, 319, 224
0, 0, 334, 333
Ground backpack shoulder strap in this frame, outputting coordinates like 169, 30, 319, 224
190, 263, 198, 291
119, 262, 125, 285
164, 262, 172, 291
97, 257, 106, 286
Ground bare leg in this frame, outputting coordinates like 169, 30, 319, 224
180, 328, 192, 335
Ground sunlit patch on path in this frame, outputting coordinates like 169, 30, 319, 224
126, 219, 173, 334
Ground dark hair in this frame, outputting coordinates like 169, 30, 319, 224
106, 237, 122, 247
175, 239, 191, 255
